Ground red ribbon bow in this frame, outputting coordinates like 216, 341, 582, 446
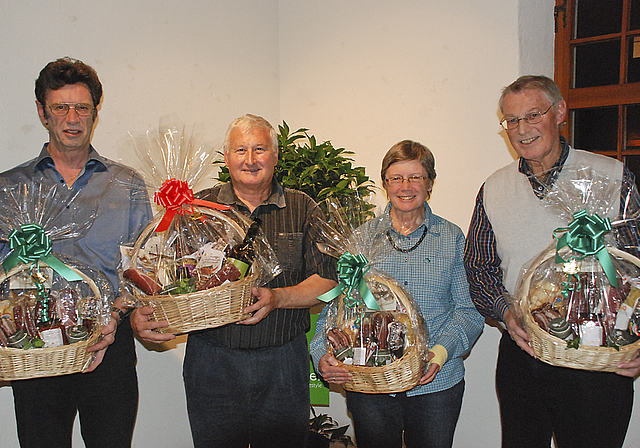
153, 178, 232, 232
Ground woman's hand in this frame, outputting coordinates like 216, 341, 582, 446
419, 350, 441, 385
318, 353, 352, 384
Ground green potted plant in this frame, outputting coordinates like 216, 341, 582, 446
309, 408, 355, 448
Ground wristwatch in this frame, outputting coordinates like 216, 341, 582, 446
111, 306, 131, 325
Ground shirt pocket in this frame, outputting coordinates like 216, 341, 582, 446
276, 232, 304, 271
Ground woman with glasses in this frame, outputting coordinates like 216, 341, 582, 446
310, 140, 484, 448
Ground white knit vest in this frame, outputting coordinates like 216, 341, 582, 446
484, 148, 623, 295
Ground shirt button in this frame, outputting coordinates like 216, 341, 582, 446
404, 281, 408, 286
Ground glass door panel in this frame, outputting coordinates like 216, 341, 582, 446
627, 104, 640, 149
629, 36, 640, 83
575, 0, 623, 38
572, 106, 619, 152
574, 40, 621, 87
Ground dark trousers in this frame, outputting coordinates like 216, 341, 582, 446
183, 332, 310, 448
346, 380, 464, 448
497, 332, 633, 448
12, 317, 139, 448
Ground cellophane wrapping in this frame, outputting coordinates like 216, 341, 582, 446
0, 181, 113, 356
513, 167, 640, 353
312, 199, 429, 367
120, 124, 281, 307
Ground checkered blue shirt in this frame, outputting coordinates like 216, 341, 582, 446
310, 202, 484, 395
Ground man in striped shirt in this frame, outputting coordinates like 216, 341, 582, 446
131, 114, 337, 448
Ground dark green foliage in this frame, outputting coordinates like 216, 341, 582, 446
309, 408, 355, 448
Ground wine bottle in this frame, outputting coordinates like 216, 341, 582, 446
36, 296, 65, 347
227, 218, 261, 279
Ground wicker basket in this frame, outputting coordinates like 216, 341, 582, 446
129, 207, 255, 335
334, 275, 426, 394
519, 246, 640, 372
0, 263, 104, 381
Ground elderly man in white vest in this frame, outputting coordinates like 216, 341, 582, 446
464, 75, 640, 448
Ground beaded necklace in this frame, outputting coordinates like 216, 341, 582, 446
385, 226, 427, 253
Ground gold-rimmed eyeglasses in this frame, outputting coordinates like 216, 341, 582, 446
47, 103, 94, 117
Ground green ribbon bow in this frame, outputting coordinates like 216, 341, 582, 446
554, 209, 618, 288
317, 252, 379, 311
2, 224, 82, 282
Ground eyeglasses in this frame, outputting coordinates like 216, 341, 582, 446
47, 103, 94, 117
385, 175, 428, 186
500, 102, 556, 130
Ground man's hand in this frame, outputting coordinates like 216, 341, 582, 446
83, 309, 119, 373
504, 308, 534, 356
318, 353, 351, 384
130, 306, 175, 344
617, 350, 640, 378
238, 275, 337, 326
239, 286, 278, 325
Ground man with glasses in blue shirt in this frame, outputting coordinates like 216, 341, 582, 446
464, 75, 640, 448
1, 57, 151, 448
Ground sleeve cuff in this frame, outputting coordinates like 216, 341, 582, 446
427, 344, 448, 369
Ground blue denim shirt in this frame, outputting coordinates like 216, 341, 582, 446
0, 144, 152, 293
310, 202, 484, 396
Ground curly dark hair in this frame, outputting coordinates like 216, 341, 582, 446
35, 57, 102, 108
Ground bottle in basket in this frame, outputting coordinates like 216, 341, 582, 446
226, 218, 261, 279
36, 296, 65, 348
548, 317, 575, 341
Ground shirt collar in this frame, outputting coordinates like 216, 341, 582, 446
34, 144, 109, 174
217, 177, 286, 211
383, 201, 434, 236
518, 135, 570, 198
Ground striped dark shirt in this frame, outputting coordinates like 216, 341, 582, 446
193, 180, 336, 349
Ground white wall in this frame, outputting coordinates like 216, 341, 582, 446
0, 2, 279, 447
0, 1, 638, 447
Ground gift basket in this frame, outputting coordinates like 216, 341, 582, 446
121, 125, 280, 334
313, 199, 428, 393
0, 182, 113, 380
514, 168, 640, 371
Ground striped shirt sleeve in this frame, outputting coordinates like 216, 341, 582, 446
463, 184, 509, 322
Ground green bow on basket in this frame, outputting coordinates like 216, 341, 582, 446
317, 252, 379, 311
553, 209, 618, 289
2, 224, 83, 287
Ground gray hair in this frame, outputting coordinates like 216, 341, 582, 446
498, 75, 563, 113
222, 114, 278, 154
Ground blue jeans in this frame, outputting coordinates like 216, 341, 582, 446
346, 379, 464, 448
183, 332, 310, 448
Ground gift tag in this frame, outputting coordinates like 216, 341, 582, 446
196, 243, 225, 272
10, 267, 52, 290
352, 347, 370, 366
